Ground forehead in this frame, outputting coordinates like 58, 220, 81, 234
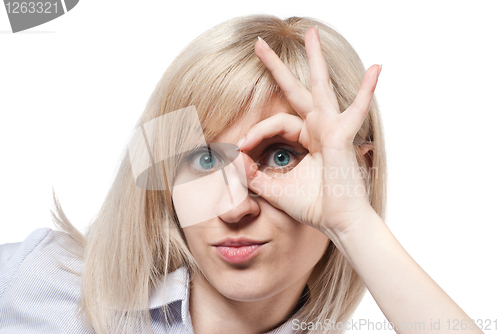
212, 97, 295, 144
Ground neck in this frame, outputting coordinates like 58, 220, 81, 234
189, 270, 311, 334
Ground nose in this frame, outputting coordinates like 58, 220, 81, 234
215, 150, 260, 224
217, 190, 261, 224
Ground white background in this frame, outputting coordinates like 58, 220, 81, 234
1, 0, 498, 332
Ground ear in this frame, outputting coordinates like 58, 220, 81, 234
359, 143, 373, 156
358, 143, 374, 170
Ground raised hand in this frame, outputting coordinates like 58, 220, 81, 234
237, 27, 381, 238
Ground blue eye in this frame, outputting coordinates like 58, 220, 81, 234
261, 145, 303, 170
273, 150, 291, 167
199, 153, 215, 169
187, 148, 224, 174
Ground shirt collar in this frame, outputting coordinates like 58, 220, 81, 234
148, 266, 309, 334
149, 266, 189, 309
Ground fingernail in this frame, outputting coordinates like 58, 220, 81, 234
258, 36, 270, 50
314, 25, 319, 37
236, 136, 246, 148
378, 64, 383, 76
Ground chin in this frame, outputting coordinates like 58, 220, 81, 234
216, 283, 278, 303
206, 264, 282, 302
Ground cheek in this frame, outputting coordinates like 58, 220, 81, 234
281, 224, 330, 271
259, 201, 330, 271
182, 228, 206, 262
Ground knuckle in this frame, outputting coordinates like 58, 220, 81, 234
314, 101, 332, 113
310, 78, 323, 88
282, 88, 296, 100
274, 112, 297, 123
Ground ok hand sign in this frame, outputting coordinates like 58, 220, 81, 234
237, 27, 382, 238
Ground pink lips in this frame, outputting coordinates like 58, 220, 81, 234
213, 238, 268, 264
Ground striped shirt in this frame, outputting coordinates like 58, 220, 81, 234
0, 228, 308, 333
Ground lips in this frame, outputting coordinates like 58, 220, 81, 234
213, 237, 268, 264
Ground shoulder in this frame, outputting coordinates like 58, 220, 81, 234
0, 228, 52, 283
0, 227, 84, 291
0, 242, 22, 273
0, 228, 88, 333
0, 227, 84, 295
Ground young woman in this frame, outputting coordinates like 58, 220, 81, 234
0, 14, 485, 334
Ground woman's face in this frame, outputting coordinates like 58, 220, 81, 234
178, 98, 331, 302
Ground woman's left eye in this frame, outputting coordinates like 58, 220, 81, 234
259, 146, 302, 171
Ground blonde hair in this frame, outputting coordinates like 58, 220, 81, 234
51, 14, 387, 334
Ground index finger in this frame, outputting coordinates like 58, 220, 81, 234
255, 36, 314, 118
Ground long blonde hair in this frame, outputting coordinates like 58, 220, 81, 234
51, 14, 387, 334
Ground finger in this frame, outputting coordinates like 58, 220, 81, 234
255, 37, 314, 117
341, 64, 381, 140
305, 27, 340, 112
237, 113, 304, 151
